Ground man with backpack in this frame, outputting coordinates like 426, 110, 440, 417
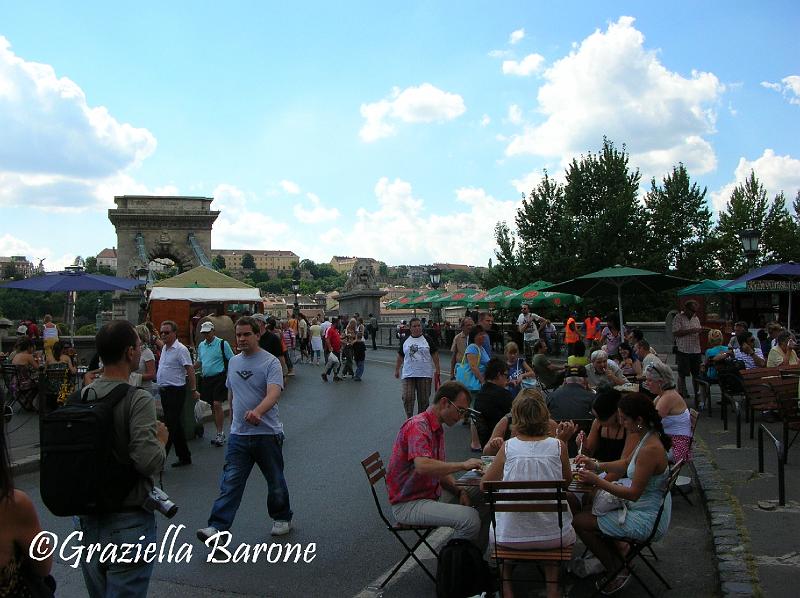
66, 320, 168, 597
195, 321, 235, 447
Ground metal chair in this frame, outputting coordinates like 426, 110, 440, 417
593, 460, 685, 597
2, 363, 39, 412
360, 451, 439, 588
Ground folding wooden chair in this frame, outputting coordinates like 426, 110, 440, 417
593, 460, 685, 597
483, 480, 574, 596
360, 451, 439, 588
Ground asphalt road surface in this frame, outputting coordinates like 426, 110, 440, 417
13, 348, 717, 597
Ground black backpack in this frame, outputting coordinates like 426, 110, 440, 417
40, 383, 141, 516
436, 538, 495, 598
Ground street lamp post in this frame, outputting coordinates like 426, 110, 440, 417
291, 268, 301, 318
428, 267, 442, 323
739, 229, 761, 269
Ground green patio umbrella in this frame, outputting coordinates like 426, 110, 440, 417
502, 288, 582, 309
385, 291, 420, 309
473, 285, 516, 308
544, 265, 695, 330
677, 279, 757, 296
500, 281, 557, 308
404, 289, 447, 308
428, 288, 484, 307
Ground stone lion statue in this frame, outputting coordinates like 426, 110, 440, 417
344, 259, 377, 291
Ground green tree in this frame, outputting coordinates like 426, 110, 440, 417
315, 263, 338, 278
562, 138, 644, 273
486, 222, 523, 288
643, 164, 713, 277
378, 261, 389, 278
84, 256, 98, 273
212, 254, 226, 270
763, 191, 800, 263
241, 253, 256, 269
249, 269, 270, 284
714, 171, 770, 275
299, 259, 319, 278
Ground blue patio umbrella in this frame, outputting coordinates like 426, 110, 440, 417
1, 270, 145, 339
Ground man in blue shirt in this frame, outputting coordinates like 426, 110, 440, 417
195, 321, 235, 447
197, 316, 293, 542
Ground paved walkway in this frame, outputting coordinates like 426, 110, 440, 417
11, 347, 796, 596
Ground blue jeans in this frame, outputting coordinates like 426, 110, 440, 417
355, 360, 364, 379
76, 510, 156, 598
208, 433, 292, 530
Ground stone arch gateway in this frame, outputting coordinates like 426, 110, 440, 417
108, 195, 220, 278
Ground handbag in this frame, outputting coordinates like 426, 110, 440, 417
592, 481, 630, 525
455, 347, 481, 390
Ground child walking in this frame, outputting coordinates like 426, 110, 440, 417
353, 333, 366, 381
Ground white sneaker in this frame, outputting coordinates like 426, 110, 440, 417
211, 432, 226, 447
270, 520, 292, 536
197, 526, 220, 542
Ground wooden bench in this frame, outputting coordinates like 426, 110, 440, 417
764, 375, 800, 464
741, 368, 783, 441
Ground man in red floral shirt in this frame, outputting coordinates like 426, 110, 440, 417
386, 381, 484, 543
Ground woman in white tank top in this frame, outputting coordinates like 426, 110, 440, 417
482, 391, 575, 598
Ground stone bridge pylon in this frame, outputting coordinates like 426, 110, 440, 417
108, 195, 219, 278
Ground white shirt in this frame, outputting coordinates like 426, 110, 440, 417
399, 334, 436, 379
320, 321, 332, 336
517, 312, 541, 342
156, 340, 192, 387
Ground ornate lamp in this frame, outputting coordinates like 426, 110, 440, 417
739, 229, 760, 267
428, 267, 442, 290
291, 268, 301, 317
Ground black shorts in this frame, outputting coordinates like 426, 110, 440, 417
200, 373, 228, 404
676, 351, 701, 378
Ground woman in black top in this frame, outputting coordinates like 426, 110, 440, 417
578, 388, 639, 479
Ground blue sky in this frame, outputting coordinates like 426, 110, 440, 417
0, 1, 798, 273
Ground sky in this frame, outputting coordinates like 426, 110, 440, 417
0, 1, 798, 274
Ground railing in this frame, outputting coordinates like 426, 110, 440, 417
757, 424, 786, 506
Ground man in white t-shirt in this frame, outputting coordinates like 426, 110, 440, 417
517, 304, 544, 362
394, 318, 440, 418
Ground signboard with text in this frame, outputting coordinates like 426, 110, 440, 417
746, 280, 797, 292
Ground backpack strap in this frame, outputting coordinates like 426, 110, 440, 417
219, 338, 229, 373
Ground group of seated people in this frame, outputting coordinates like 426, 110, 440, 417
2, 336, 77, 409
442, 333, 694, 595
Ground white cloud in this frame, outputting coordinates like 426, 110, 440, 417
507, 104, 523, 125
502, 53, 545, 76
293, 192, 340, 224
0, 35, 158, 210
511, 170, 544, 195
488, 49, 511, 59
0, 234, 75, 271
334, 177, 521, 265
761, 75, 800, 105
505, 16, 724, 180
359, 83, 466, 142
280, 180, 301, 194
480, 114, 491, 127
509, 29, 525, 45
710, 149, 800, 214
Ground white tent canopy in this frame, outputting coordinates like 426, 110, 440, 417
148, 287, 262, 303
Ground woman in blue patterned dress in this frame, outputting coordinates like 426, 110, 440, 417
572, 393, 672, 594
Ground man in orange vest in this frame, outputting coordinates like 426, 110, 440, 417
565, 310, 582, 355
583, 310, 602, 350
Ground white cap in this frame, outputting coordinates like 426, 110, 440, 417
17, 325, 28, 334
199, 321, 214, 333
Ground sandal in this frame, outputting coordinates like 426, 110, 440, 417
597, 573, 631, 595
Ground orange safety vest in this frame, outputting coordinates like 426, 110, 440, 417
565, 317, 580, 344
584, 317, 601, 341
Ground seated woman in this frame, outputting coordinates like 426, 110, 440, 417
702, 329, 732, 382
504, 342, 535, 399
579, 388, 640, 471
766, 331, 799, 368
645, 362, 693, 463
0, 409, 54, 594
45, 340, 77, 375
475, 358, 514, 447
10, 338, 38, 371
573, 393, 672, 594
10, 338, 39, 403
617, 342, 640, 379
567, 341, 589, 368
481, 392, 575, 598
